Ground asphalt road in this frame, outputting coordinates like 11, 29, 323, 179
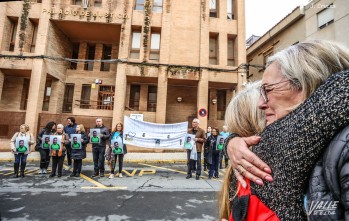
0, 162, 225, 221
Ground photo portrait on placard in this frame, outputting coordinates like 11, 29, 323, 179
42, 135, 51, 149
216, 135, 226, 151
15, 137, 29, 154
183, 134, 195, 150
111, 136, 123, 155
71, 134, 82, 149
90, 129, 101, 144
50, 135, 62, 151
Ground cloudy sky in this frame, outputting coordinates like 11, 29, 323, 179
245, 0, 310, 38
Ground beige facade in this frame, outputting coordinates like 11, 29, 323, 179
247, 0, 349, 81
0, 0, 245, 148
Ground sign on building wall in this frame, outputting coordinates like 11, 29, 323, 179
123, 116, 188, 149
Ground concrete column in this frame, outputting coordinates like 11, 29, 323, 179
77, 42, 87, 70
112, 63, 127, 126
94, 43, 103, 71
155, 67, 168, 123
0, 4, 7, 51
50, 79, 65, 113
139, 84, 148, 111
0, 71, 4, 101
209, 88, 217, 121
236, 0, 246, 92
197, 70, 209, 131
219, 32, 228, 66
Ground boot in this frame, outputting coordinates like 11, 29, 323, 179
13, 163, 19, 178
20, 163, 26, 178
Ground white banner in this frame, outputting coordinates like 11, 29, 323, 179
123, 116, 188, 149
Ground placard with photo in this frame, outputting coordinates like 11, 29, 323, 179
90, 129, 101, 144
71, 134, 82, 149
50, 135, 62, 151
111, 136, 123, 155
42, 135, 51, 149
216, 135, 226, 151
15, 137, 29, 154
182, 134, 196, 150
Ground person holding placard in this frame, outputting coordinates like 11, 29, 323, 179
10, 124, 34, 178
64, 117, 77, 170
49, 124, 67, 178
90, 118, 110, 178
36, 121, 56, 174
70, 124, 89, 177
204, 126, 212, 171
108, 123, 127, 179
204, 127, 220, 179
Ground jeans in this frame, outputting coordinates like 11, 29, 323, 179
51, 156, 64, 175
111, 154, 124, 174
187, 151, 202, 176
39, 149, 50, 169
209, 152, 220, 177
14, 153, 27, 165
219, 151, 229, 168
73, 159, 82, 174
92, 147, 105, 174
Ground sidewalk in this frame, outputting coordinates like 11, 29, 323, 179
0, 151, 188, 163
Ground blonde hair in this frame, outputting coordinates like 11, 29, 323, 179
78, 124, 85, 133
268, 40, 349, 100
219, 81, 266, 220
20, 124, 30, 132
57, 124, 64, 130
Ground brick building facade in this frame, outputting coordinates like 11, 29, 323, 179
0, 0, 246, 149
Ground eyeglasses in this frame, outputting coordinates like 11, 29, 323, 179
260, 79, 289, 103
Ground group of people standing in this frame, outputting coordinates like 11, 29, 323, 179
185, 118, 230, 180
10, 117, 126, 179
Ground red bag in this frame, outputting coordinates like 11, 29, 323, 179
230, 179, 280, 221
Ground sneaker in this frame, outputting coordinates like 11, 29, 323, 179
196, 175, 200, 180
58, 174, 62, 178
100, 173, 105, 177
43, 169, 47, 174
186, 174, 192, 179
208, 176, 212, 179
119, 173, 123, 178
38, 169, 43, 174
109, 174, 114, 179
49, 174, 56, 178
69, 173, 75, 177
91, 173, 98, 177
74, 173, 80, 177
214, 175, 219, 179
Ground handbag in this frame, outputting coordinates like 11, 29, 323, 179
105, 146, 112, 161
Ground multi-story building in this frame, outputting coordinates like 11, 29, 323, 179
0, 0, 246, 149
246, 0, 349, 81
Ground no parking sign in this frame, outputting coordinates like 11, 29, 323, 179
198, 108, 207, 117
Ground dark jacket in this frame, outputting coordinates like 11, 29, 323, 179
187, 127, 206, 152
306, 125, 349, 221
64, 123, 77, 136
71, 132, 89, 160
91, 125, 110, 148
109, 131, 127, 154
36, 128, 54, 150
204, 135, 218, 165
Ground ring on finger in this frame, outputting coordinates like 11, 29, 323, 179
237, 165, 246, 174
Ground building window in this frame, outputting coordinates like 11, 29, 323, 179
209, 34, 218, 65
80, 84, 91, 109
70, 43, 79, 70
30, 21, 38, 53
153, 0, 163, 13
20, 79, 30, 110
217, 90, 226, 120
129, 85, 140, 111
94, 0, 102, 7
84, 44, 95, 71
42, 80, 52, 111
210, 0, 218, 18
227, 0, 234, 19
101, 44, 112, 71
263, 51, 273, 66
149, 32, 160, 60
73, 0, 82, 5
130, 31, 141, 59
317, 4, 334, 29
98, 86, 114, 110
9, 18, 18, 52
134, 0, 144, 10
227, 36, 234, 66
147, 86, 157, 112
62, 84, 75, 113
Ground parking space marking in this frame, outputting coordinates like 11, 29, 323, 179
138, 169, 156, 176
138, 163, 187, 175
81, 186, 127, 190
25, 169, 39, 175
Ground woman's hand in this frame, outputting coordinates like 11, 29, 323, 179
227, 136, 273, 188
